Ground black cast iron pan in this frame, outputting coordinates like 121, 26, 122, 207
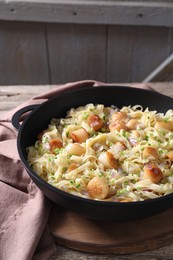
12, 86, 173, 221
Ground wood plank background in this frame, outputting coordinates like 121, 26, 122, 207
1, 82, 173, 116
1, 1, 173, 27
0, 1, 173, 85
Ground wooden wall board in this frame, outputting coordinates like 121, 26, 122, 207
143, 53, 173, 82
107, 25, 136, 83
131, 26, 172, 81
0, 21, 49, 85
47, 23, 107, 84
0, 20, 173, 85
141, 26, 173, 82
0, 1, 173, 27
107, 25, 172, 82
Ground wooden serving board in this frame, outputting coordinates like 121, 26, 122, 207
48, 205, 173, 254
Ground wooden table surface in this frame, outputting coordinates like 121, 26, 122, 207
1, 82, 173, 260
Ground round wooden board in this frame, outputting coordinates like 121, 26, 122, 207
48, 206, 173, 254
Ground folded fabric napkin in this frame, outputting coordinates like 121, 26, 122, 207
0, 81, 152, 260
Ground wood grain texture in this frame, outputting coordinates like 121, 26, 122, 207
0, 20, 173, 85
50, 245, 173, 260
47, 24, 107, 84
143, 27, 173, 82
0, 1, 173, 27
0, 1, 173, 86
0, 21, 49, 85
49, 206, 173, 254
107, 25, 172, 82
143, 52, 173, 82
0, 85, 56, 115
1, 83, 173, 115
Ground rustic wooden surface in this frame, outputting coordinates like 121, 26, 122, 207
0, 1, 173, 27
47, 23, 107, 84
48, 206, 173, 255
1, 82, 173, 259
0, 21, 49, 85
0, 21, 173, 85
0, 1, 173, 85
1, 82, 173, 116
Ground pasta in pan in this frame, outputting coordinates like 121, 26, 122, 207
27, 104, 173, 202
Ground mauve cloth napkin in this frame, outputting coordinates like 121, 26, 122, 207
0, 80, 152, 260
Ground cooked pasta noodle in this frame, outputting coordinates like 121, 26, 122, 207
27, 104, 173, 202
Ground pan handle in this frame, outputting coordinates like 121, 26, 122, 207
11, 104, 39, 131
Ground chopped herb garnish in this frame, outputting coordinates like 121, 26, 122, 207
101, 113, 107, 121
122, 130, 129, 138
82, 112, 90, 120
54, 148, 63, 154
66, 131, 70, 137
62, 167, 67, 173
158, 149, 164, 154
144, 135, 149, 141
98, 172, 104, 177
117, 188, 126, 196
163, 117, 169, 122
42, 136, 48, 143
